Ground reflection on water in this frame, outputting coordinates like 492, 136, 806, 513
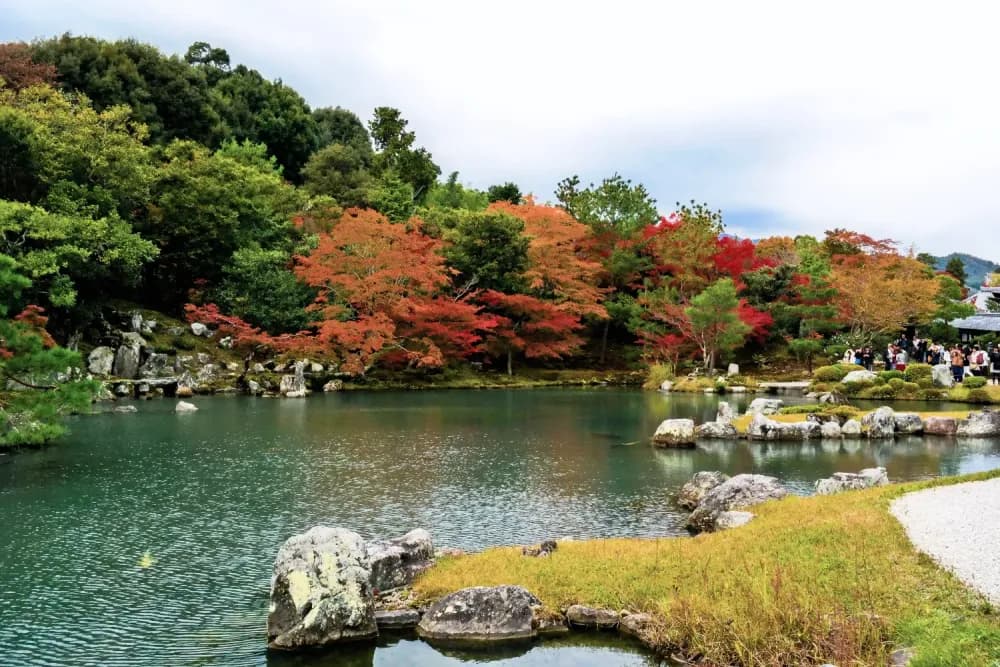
0, 389, 997, 666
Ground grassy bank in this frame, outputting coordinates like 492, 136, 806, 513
414, 471, 1000, 665
339, 367, 645, 391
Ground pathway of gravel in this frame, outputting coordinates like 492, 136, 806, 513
890, 477, 1000, 605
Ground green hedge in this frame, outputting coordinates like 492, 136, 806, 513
963, 376, 988, 389
903, 363, 933, 383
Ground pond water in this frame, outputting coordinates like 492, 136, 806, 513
1, 389, 998, 666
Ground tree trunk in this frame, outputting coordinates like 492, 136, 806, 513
599, 319, 610, 366
507, 346, 513, 376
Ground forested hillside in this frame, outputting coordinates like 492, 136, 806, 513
0, 35, 980, 444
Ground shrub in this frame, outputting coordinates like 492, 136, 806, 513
171, 336, 195, 351
872, 375, 887, 386
780, 404, 826, 415
963, 376, 987, 389
879, 370, 905, 381
643, 363, 674, 390
860, 384, 897, 399
841, 380, 873, 395
919, 388, 947, 400
888, 378, 905, 390
916, 378, 935, 390
814, 365, 848, 382
967, 388, 992, 403
903, 363, 933, 383
898, 381, 921, 398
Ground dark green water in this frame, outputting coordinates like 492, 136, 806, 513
1, 389, 998, 666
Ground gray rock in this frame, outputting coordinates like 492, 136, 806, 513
678, 471, 729, 510
714, 510, 755, 530
367, 528, 434, 592
923, 416, 958, 436
218, 336, 234, 349
618, 612, 653, 639
894, 413, 923, 435
696, 421, 738, 439
190, 322, 211, 337
196, 353, 211, 365
891, 647, 916, 666
175, 401, 198, 413
251, 362, 267, 373
112, 332, 146, 379
818, 391, 849, 405
138, 352, 171, 379
841, 419, 863, 437
87, 346, 115, 376
417, 585, 540, 642
931, 364, 954, 388
136, 382, 150, 395
176, 371, 196, 398
113, 382, 131, 397
196, 364, 218, 382
728, 385, 747, 393
862, 406, 896, 439
280, 362, 308, 398
842, 369, 877, 384
522, 540, 557, 557
113, 404, 137, 414
815, 467, 889, 495
747, 414, 820, 440
820, 421, 843, 438
565, 604, 619, 629
247, 380, 262, 395
308, 361, 325, 373
687, 474, 786, 533
658, 380, 673, 392
748, 398, 783, 416
727, 363, 739, 376
323, 380, 344, 392
375, 609, 421, 630
716, 401, 734, 425
957, 410, 1000, 437
652, 418, 696, 447
268, 526, 376, 649
223, 361, 242, 372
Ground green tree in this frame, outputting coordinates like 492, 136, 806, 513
365, 172, 414, 222
916, 252, 937, 267
0, 254, 97, 447
211, 246, 314, 333
424, 172, 488, 210
312, 106, 372, 160
301, 143, 372, 207
945, 256, 967, 286
442, 210, 530, 294
368, 107, 440, 200
685, 278, 751, 370
486, 182, 522, 204
555, 173, 657, 235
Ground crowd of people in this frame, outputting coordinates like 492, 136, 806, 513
843, 335, 1000, 385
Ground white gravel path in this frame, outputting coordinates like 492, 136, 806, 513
890, 477, 1000, 605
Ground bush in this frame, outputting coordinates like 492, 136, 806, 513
916, 378, 935, 390
780, 404, 826, 415
888, 377, 905, 390
903, 363, 933, 383
919, 388, 947, 400
879, 370, 905, 381
872, 375, 887, 386
841, 380, 873, 395
898, 382, 921, 398
860, 384, 897, 399
967, 388, 992, 403
171, 336, 195, 351
963, 376, 988, 389
643, 363, 675, 390
814, 365, 848, 382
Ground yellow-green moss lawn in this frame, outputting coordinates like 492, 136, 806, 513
414, 471, 1000, 666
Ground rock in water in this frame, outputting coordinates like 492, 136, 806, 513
815, 467, 889, 495
686, 474, 786, 533
175, 401, 198, 413
716, 401, 734, 425
747, 398, 783, 416
923, 416, 958, 436
268, 527, 377, 649
88, 346, 115, 376
565, 604, 619, 629
652, 418, 696, 447
417, 585, 540, 642
894, 413, 923, 434
322, 380, 344, 392
367, 528, 434, 591
931, 364, 954, 388
696, 421, 738, 439
677, 471, 729, 510
862, 406, 896, 439
820, 421, 843, 438
280, 362, 308, 398
841, 419, 863, 437
957, 410, 1000, 437
658, 380, 673, 392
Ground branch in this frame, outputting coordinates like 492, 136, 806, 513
3, 372, 56, 390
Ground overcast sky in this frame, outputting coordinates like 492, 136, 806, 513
5, 1, 1000, 259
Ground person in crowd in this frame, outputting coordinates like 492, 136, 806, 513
843, 348, 855, 365
970, 345, 989, 378
894, 346, 907, 372
861, 346, 874, 371
853, 348, 864, 366
950, 345, 966, 383
990, 345, 1000, 385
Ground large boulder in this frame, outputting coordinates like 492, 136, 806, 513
696, 421, 738, 439
686, 474, 786, 533
87, 346, 115, 376
658, 380, 673, 392
652, 418, 696, 448
841, 419, 863, 437
747, 414, 820, 441
894, 413, 923, 435
367, 529, 434, 592
565, 604, 619, 629
417, 585, 540, 642
112, 332, 146, 379
714, 510, 755, 530
748, 398, 783, 416
138, 352, 172, 379
280, 361, 308, 398
862, 406, 895, 439
957, 410, 1000, 437
176, 371, 197, 398
268, 527, 377, 649
931, 364, 954, 388
190, 322, 211, 337
815, 467, 889, 495
820, 421, 843, 438
923, 416, 958, 436
716, 401, 734, 425
842, 369, 877, 384
175, 401, 198, 413
677, 471, 729, 510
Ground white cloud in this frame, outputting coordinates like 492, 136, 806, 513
5, 0, 1000, 257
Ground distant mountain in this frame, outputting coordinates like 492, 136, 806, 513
933, 253, 999, 289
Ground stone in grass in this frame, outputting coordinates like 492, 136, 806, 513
268, 526, 377, 649
686, 474, 786, 533
532, 608, 569, 635
652, 418, 696, 448
814, 467, 888, 495
618, 612, 653, 639
417, 585, 540, 642
713, 511, 755, 530
565, 604, 620, 629
367, 528, 434, 591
